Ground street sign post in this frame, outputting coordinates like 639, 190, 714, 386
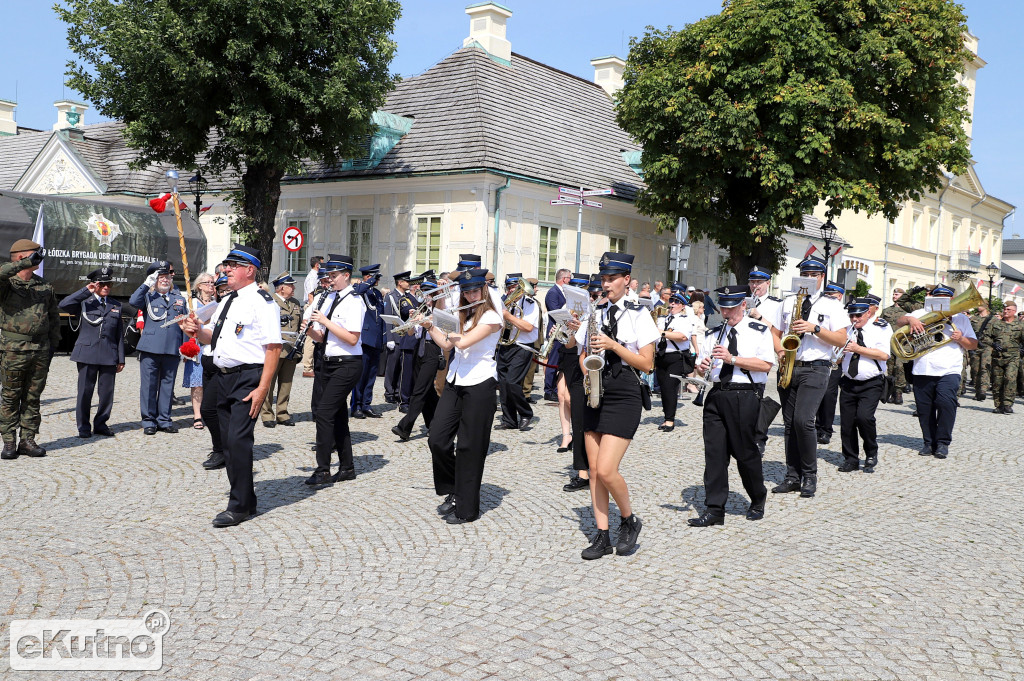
283, 226, 304, 252
550, 186, 615, 271
672, 217, 689, 283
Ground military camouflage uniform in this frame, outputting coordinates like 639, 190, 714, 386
985, 317, 1024, 412
881, 295, 922, 397
969, 312, 995, 399
0, 256, 61, 445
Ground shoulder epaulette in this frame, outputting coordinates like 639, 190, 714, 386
624, 301, 644, 311
767, 295, 782, 302
873, 319, 889, 327
257, 288, 273, 302
748, 321, 767, 332
709, 323, 726, 335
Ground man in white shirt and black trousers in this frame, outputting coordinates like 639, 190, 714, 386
896, 284, 977, 459
689, 285, 776, 527
838, 297, 893, 473
182, 245, 282, 527
772, 256, 851, 499
496, 273, 540, 431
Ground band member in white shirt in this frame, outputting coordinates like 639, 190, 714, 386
423, 269, 503, 524
654, 292, 697, 431
896, 284, 977, 459
569, 253, 659, 560
838, 297, 893, 473
496, 273, 540, 430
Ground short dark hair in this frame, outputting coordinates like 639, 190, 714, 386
310, 256, 324, 268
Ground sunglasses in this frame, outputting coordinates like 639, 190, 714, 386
849, 312, 866, 318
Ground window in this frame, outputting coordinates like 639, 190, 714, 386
285, 219, 309, 273
538, 225, 559, 282
348, 217, 373, 270
609, 234, 627, 254
416, 216, 441, 272
929, 215, 938, 252
911, 212, 921, 249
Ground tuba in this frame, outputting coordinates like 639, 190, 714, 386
890, 283, 984, 360
498, 278, 536, 346
777, 285, 810, 389
582, 307, 605, 408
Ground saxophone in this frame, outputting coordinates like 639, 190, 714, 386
582, 308, 605, 408
777, 286, 810, 389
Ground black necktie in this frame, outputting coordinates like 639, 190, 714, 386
719, 327, 738, 383
801, 296, 812, 321
210, 292, 237, 351
848, 328, 864, 378
99, 297, 106, 309
604, 305, 619, 340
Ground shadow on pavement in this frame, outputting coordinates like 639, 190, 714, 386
479, 483, 509, 517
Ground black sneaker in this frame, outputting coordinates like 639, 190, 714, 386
304, 471, 334, 486
615, 514, 642, 555
202, 450, 226, 470
581, 530, 613, 560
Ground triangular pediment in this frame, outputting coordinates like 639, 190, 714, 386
13, 132, 106, 196
950, 163, 983, 197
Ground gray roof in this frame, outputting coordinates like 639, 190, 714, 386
1001, 261, 1024, 282
1002, 238, 1024, 255
785, 214, 852, 247
0, 47, 644, 200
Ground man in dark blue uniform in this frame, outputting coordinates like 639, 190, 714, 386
543, 268, 570, 401
382, 271, 412, 404
59, 266, 125, 438
350, 264, 385, 418
129, 260, 186, 435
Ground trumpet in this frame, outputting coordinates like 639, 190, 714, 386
498, 278, 536, 346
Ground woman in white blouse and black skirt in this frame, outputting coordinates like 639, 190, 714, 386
654, 292, 698, 432
568, 253, 659, 560
423, 268, 503, 524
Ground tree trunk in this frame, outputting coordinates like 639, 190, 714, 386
240, 163, 285, 281
729, 237, 781, 285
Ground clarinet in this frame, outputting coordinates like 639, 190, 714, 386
287, 287, 331, 360
693, 323, 729, 403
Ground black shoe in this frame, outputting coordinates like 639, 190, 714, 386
391, 425, 411, 441
263, 420, 277, 427
445, 511, 478, 524
17, 438, 46, 457
661, 424, 675, 433
304, 471, 334, 486
563, 475, 590, 492
1, 442, 18, 460
746, 504, 765, 521
974, 393, 986, 401
556, 439, 573, 453
816, 433, 830, 445
94, 426, 115, 437
688, 512, 724, 527
158, 425, 179, 434
494, 422, 518, 430
384, 395, 398, 404
993, 407, 1004, 414
616, 514, 642, 554
837, 462, 859, 472
519, 417, 532, 431
919, 448, 934, 456
892, 392, 903, 405
202, 451, 226, 470
581, 530, 614, 560
911, 409, 919, 417
544, 392, 558, 402
902, 385, 912, 394
800, 476, 817, 498
772, 479, 800, 494
863, 457, 877, 472
398, 405, 409, 414
351, 410, 366, 419
1005, 406, 1015, 414
437, 493, 456, 515
212, 510, 253, 527
934, 445, 949, 460
78, 431, 92, 439
144, 427, 157, 435
332, 468, 356, 482
362, 409, 382, 419
278, 419, 295, 426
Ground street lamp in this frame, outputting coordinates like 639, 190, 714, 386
820, 219, 838, 276
986, 261, 999, 306
187, 171, 208, 218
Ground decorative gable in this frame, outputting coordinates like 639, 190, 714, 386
13, 132, 106, 196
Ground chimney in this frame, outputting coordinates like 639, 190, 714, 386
53, 99, 88, 131
590, 56, 626, 98
464, 2, 513, 65
0, 99, 16, 136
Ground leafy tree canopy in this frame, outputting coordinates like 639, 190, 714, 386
58, 0, 401, 271
616, 0, 972, 279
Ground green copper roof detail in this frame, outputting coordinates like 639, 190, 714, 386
622, 150, 643, 177
465, 2, 513, 13
340, 111, 415, 171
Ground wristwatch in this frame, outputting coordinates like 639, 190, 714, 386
813, 324, 821, 335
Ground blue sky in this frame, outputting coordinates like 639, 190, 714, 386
2, 1, 1020, 233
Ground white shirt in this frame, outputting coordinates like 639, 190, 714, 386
447, 309, 503, 386
314, 286, 366, 357
573, 298, 660, 355
780, 292, 851, 362
751, 294, 784, 331
303, 268, 320, 301
657, 313, 694, 352
910, 310, 975, 377
842, 319, 893, 380
206, 282, 282, 368
700, 317, 776, 384
509, 297, 541, 345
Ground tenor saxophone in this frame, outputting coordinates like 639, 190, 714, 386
777, 286, 809, 389
582, 308, 605, 408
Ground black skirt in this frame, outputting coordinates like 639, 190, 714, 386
558, 350, 581, 386
583, 367, 643, 439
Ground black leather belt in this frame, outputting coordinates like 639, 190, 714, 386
794, 359, 831, 368
217, 363, 262, 374
843, 374, 883, 383
715, 382, 760, 391
323, 354, 359, 364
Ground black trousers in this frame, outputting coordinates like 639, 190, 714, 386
213, 366, 262, 514
76, 362, 116, 434
200, 355, 222, 453
815, 367, 842, 439
839, 375, 884, 465
779, 364, 829, 481
654, 352, 690, 422
497, 344, 534, 425
912, 374, 960, 452
565, 359, 589, 472
429, 378, 497, 520
314, 356, 363, 474
398, 342, 441, 433
702, 386, 766, 515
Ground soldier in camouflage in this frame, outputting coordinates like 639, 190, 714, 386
969, 306, 994, 400
0, 239, 60, 459
880, 287, 923, 405
984, 301, 1024, 414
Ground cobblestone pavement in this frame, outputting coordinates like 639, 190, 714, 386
2, 357, 1023, 680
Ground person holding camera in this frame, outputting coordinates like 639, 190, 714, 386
0, 240, 59, 459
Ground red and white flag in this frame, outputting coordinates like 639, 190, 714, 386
803, 242, 819, 259
832, 245, 844, 259
31, 205, 45, 277
1010, 284, 1022, 295
977, 278, 985, 290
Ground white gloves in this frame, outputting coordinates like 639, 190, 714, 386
144, 272, 158, 289
386, 341, 396, 351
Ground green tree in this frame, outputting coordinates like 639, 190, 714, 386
853, 279, 871, 298
616, 0, 972, 279
57, 0, 401, 272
